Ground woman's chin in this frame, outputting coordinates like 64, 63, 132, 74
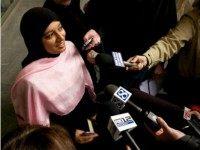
57, 45, 66, 53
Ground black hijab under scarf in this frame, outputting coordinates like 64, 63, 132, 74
20, 7, 60, 67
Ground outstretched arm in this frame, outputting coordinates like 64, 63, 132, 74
126, 15, 195, 71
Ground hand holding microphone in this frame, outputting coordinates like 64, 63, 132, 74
82, 38, 93, 51
82, 37, 99, 64
124, 61, 139, 69
75, 129, 99, 144
154, 117, 185, 142
87, 50, 99, 64
83, 29, 101, 50
125, 55, 148, 71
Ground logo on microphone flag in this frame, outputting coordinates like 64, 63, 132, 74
108, 113, 137, 141
111, 86, 132, 110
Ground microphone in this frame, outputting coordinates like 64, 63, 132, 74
187, 118, 200, 136
107, 112, 140, 150
104, 84, 160, 131
95, 52, 135, 68
97, 90, 141, 149
183, 107, 200, 136
129, 88, 183, 115
104, 84, 200, 136
95, 53, 115, 67
107, 112, 137, 141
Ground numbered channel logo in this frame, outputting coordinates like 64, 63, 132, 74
114, 87, 132, 103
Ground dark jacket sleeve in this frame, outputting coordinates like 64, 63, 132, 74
174, 135, 200, 150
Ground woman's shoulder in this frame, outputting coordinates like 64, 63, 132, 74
13, 57, 60, 89
65, 40, 75, 47
13, 69, 39, 90
11, 74, 35, 99
65, 41, 79, 53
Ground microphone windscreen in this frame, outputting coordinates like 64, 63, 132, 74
104, 84, 118, 98
96, 84, 118, 103
95, 53, 114, 66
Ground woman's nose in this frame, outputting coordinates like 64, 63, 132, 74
56, 31, 64, 41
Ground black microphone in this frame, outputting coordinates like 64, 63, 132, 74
129, 88, 200, 136
187, 118, 200, 136
97, 88, 141, 149
104, 84, 160, 131
95, 52, 134, 68
129, 88, 183, 116
104, 84, 200, 136
95, 53, 115, 67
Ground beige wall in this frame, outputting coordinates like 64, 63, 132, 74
1, 0, 45, 137
1, 0, 14, 16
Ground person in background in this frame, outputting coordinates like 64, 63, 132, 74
126, 0, 200, 106
2, 125, 76, 150
11, 7, 98, 147
83, 0, 177, 91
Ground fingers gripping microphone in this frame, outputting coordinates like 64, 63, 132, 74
82, 38, 93, 51
183, 107, 200, 136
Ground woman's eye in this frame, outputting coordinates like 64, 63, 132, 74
58, 26, 63, 31
45, 32, 54, 39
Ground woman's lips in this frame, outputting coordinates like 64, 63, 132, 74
57, 41, 65, 48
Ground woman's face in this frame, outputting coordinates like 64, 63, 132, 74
42, 21, 66, 54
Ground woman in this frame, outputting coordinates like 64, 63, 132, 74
11, 7, 98, 145
43, 0, 101, 51
43, 0, 101, 86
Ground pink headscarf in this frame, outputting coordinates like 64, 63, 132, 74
11, 41, 95, 126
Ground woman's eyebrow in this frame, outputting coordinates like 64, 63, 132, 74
57, 23, 62, 28
44, 23, 62, 36
44, 29, 54, 36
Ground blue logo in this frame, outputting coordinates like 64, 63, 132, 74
116, 88, 130, 102
114, 116, 134, 127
